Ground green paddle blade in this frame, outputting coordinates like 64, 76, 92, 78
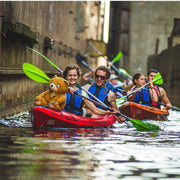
118, 68, 130, 77
116, 97, 126, 106
23, 63, 50, 83
129, 118, 160, 131
111, 51, 122, 63
153, 72, 163, 85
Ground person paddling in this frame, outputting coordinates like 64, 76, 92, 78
62, 65, 124, 122
127, 72, 158, 106
82, 66, 119, 95
84, 66, 118, 110
146, 69, 172, 110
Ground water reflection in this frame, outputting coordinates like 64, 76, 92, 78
0, 110, 180, 179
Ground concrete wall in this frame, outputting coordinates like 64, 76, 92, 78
147, 44, 180, 107
129, 1, 180, 75
0, 1, 104, 117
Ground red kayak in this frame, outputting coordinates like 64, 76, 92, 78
30, 106, 116, 128
119, 102, 169, 121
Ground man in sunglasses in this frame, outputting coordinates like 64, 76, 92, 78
83, 66, 125, 122
84, 66, 118, 110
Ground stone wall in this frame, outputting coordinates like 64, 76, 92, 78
147, 44, 180, 107
0, 1, 103, 117
0, 1, 103, 71
129, 1, 180, 75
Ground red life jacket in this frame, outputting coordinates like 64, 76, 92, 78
152, 85, 161, 108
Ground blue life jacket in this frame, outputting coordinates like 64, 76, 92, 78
106, 81, 116, 92
88, 82, 110, 109
106, 81, 123, 97
133, 87, 152, 106
64, 85, 84, 116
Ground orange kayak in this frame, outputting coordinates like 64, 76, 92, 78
119, 102, 169, 121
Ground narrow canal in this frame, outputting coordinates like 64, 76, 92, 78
0, 110, 180, 180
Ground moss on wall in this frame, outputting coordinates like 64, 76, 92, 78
2, 19, 38, 45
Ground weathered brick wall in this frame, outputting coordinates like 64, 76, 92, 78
0, 1, 103, 117
0, 1, 103, 70
147, 44, 180, 107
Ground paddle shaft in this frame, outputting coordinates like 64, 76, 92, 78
76, 52, 122, 70
75, 91, 132, 120
89, 43, 128, 79
116, 88, 127, 93
157, 102, 180, 111
29, 48, 63, 73
74, 91, 111, 110
75, 56, 93, 71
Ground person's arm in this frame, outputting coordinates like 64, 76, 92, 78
108, 91, 118, 109
108, 91, 126, 123
82, 70, 94, 82
159, 87, 172, 109
123, 83, 135, 92
127, 90, 139, 102
67, 87, 75, 94
84, 99, 111, 116
149, 80, 158, 103
84, 98, 125, 123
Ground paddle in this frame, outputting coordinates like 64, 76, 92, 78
157, 102, 180, 111
28, 48, 105, 103
23, 63, 50, 83
89, 42, 128, 79
111, 51, 123, 64
116, 72, 163, 105
23, 62, 160, 131
118, 68, 132, 79
22, 64, 105, 108
76, 51, 122, 72
75, 91, 159, 131
116, 87, 127, 94
23, 63, 107, 109
27, 49, 113, 108
75, 56, 93, 71
28, 48, 63, 73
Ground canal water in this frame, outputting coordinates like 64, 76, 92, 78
0, 109, 180, 180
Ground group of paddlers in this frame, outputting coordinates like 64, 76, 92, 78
58, 64, 172, 123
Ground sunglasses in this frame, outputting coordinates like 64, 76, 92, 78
95, 74, 106, 80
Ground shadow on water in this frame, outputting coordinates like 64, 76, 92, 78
0, 110, 180, 179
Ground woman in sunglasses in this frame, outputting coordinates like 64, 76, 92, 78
63, 65, 122, 120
